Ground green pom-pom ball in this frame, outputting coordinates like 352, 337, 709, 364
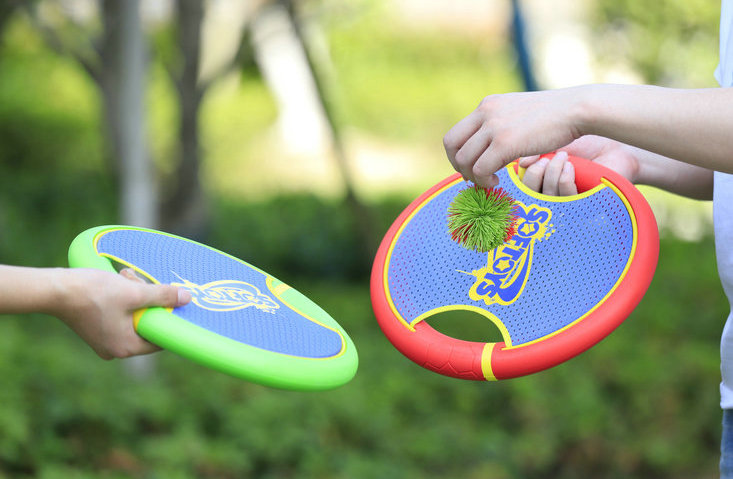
447, 185, 518, 252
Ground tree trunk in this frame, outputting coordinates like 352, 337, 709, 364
280, 0, 377, 261
100, 0, 158, 229
100, 0, 157, 378
161, 0, 208, 240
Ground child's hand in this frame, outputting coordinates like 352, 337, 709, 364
518, 151, 577, 196
53, 268, 191, 360
518, 136, 641, 196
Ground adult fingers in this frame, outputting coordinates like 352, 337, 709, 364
443, 110, 485, 168
472, 135, 518, 188
128, 337, 163, 357
119, 269, 191, 308
119, 268, 145, 284
104, 335, 162, 359
137, 283, 191, 309
453, 125, 493, 183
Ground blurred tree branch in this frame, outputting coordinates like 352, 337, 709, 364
158, 0, 207, 238
157, 0, 254, 239
22, 2, 101, 86
281, 0, 377, 260
0, 0, 23, 35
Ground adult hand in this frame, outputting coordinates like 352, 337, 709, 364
53, 268, 191, 359
443, 89, 585, 188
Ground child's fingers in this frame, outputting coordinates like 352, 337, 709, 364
558, 160, 578, 196
520, 152, 578, 196
521, 157, 550, 191
541, 151, 568, 196
518, 155, 541, 168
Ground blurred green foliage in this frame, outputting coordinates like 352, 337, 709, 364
0, 1, 728, 478
591, 0, 719, 86
325, 8, 522, 142
0, 20, 115, 268
0, 236, 726, 479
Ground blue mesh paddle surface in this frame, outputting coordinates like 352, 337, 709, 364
386, 167, 634, 347
95, 229, 345, 359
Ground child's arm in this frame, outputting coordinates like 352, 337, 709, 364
0, 265, 191, 359
443, 84, 730, 192
518, 136, 714, 200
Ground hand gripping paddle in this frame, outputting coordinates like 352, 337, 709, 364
371, 156, 658, 380
69, 226, 358, 390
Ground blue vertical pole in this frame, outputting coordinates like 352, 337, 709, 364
510, 0, 539, 91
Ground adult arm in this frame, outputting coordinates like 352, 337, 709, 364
443, 84, 729, 194
0, 265, 190, 359
519, 136, 714, 200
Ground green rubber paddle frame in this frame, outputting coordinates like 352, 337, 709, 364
68, 225, 358, 391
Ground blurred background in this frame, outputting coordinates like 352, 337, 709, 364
0, 0, 725, 477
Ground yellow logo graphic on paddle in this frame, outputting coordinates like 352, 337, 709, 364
466, 201, 554, 306
172, 274, 280, 313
